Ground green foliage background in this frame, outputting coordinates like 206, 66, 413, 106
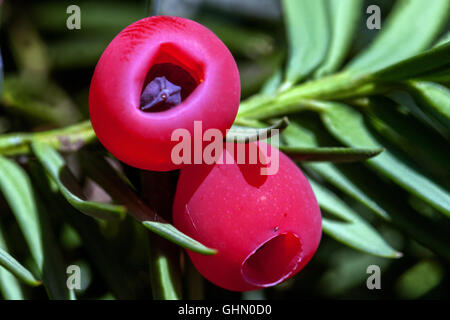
0, 0, 449, 299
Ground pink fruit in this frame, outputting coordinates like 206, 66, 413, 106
172, 142, 322, 291
89, 16, 240, 171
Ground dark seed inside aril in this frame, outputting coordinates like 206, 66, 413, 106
140, 63, 198, 112
140, 76, 181, 112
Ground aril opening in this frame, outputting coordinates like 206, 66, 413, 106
241, 233, 302, 287
140, 43, 204, 112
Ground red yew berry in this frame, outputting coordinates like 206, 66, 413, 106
89, 16, 240, 171
172, 142, 322, 291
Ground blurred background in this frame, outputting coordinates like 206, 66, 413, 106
0, 0, 449, 300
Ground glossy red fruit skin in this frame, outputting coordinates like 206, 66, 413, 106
89, 16, 240, 171
172, 143, 322, 291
